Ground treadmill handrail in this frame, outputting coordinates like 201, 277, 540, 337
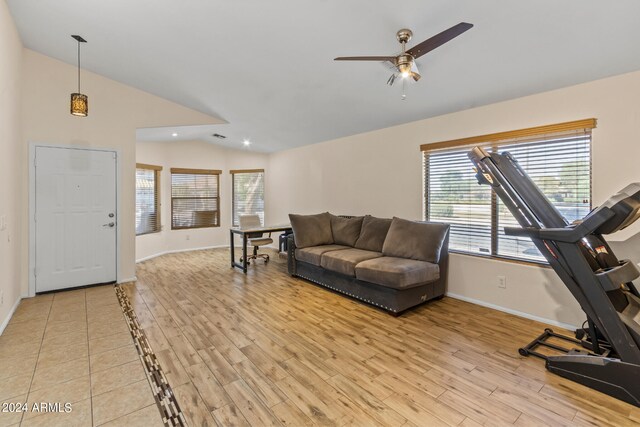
504, 207, 615, 243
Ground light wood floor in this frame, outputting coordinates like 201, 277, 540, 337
125, 248, 640, 426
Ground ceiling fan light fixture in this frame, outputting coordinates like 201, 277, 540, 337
396, 53, 414, 79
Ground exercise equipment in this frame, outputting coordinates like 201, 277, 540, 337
468, 146, 640, 407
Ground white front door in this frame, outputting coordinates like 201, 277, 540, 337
35, 147, 117, 292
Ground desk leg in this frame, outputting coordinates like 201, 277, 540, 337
230, 230, 235, 268
242, 234, 248, 273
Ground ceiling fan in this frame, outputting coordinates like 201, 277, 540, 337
334, 22, 473, 94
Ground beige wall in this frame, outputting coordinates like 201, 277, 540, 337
136, 140, 269, 261
20, 50, 222, 293
267, 70, 640, 327
9, 9, 640, 327
0, 0, 24, 331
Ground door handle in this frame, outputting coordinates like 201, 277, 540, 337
103, 222, 115, 228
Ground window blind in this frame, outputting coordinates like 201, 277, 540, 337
495, 136, 591, 261
135, 164, 161, 235
424, 147, 493, 255
230, 169, 265, 227
170, 168, 221, 230
423, 120, 593, 263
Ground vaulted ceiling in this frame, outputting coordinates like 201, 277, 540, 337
8, 0, 640, 152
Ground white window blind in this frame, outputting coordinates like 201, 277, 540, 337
170, 168, 221, 230
135, 164, 161, 235
425, 147, 493, 255
231, 169, 265, 227
424, 122, 592, 263
495, 136, 591, 261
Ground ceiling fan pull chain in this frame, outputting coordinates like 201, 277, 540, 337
402, 78, 407, 100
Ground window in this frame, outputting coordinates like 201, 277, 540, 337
170, 168, 221, 229
135, 163, 162, 235
423, 119, 594, 263
231, 169, 265, 227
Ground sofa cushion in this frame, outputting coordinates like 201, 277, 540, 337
354, 216, 392, 252
355, 257, 440, 290
295, 245, 351, 266
382, 217, 449, 263
289, 212, 334, 248
321, 248, 382, 277
330, 215, 364, 247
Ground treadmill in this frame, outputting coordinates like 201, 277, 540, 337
468, 146, 640, 407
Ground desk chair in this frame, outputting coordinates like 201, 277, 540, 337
239, 214, 273, 264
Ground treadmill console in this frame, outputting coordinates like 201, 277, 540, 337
593, 183, 640, 235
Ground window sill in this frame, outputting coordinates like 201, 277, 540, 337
136, 230, 161, 236
171, 225, 220, 230
449, 250, 551, 268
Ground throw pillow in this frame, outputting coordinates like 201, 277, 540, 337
382, 217, 449, 263
354, 215, 393, 252
289, 212, 334, 248
330, 214, 364, 247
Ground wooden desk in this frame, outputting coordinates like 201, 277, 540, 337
230, 224, 292, 273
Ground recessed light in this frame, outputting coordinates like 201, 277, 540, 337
243, 139, 251, 146
171, 132, 178, 137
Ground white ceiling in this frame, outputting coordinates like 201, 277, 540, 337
8, 0, 640, 152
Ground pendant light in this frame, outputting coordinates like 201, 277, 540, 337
70, 35, 88, 117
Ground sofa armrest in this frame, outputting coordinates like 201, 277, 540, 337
287, 234, 297, 276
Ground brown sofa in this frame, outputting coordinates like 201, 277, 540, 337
287, 213, 450, 315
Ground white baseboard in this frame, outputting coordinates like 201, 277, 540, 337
118, 277, 138, 284
136, 245, 232, 263
446, 292, 580, 330
0, 296, 22, 336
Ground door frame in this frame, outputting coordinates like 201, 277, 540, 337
28, 143, 121, 297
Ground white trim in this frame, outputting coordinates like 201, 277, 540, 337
446, 292, 580, 330
118, 277, 137, 284
0, 297, 22, 336
136, 245, 232, 263
29, 143, 121, 296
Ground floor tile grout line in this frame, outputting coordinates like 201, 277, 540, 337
89, 349, 141, 375
84, 289, 94, 427
115, 284, 186, 427
94, 403, 159, 427
18, 296, 54, 426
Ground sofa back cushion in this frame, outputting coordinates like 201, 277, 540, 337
330, 215, 364, 247
382, 217, 449, 263
354, 215, 393, 252
289, 212, 334, 248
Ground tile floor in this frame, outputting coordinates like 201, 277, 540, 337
0, 285, 164, 427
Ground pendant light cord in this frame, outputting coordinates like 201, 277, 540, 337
77, 41, 81, 93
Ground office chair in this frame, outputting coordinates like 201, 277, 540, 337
239, 214, 273, 264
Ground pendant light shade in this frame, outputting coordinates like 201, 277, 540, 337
70, 35, 88, 117
70, 93, 88, 116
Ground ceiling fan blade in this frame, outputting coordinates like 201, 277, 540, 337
334, 56, 396, 62
387, 73, 397, 86
406, 22, 473, 59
